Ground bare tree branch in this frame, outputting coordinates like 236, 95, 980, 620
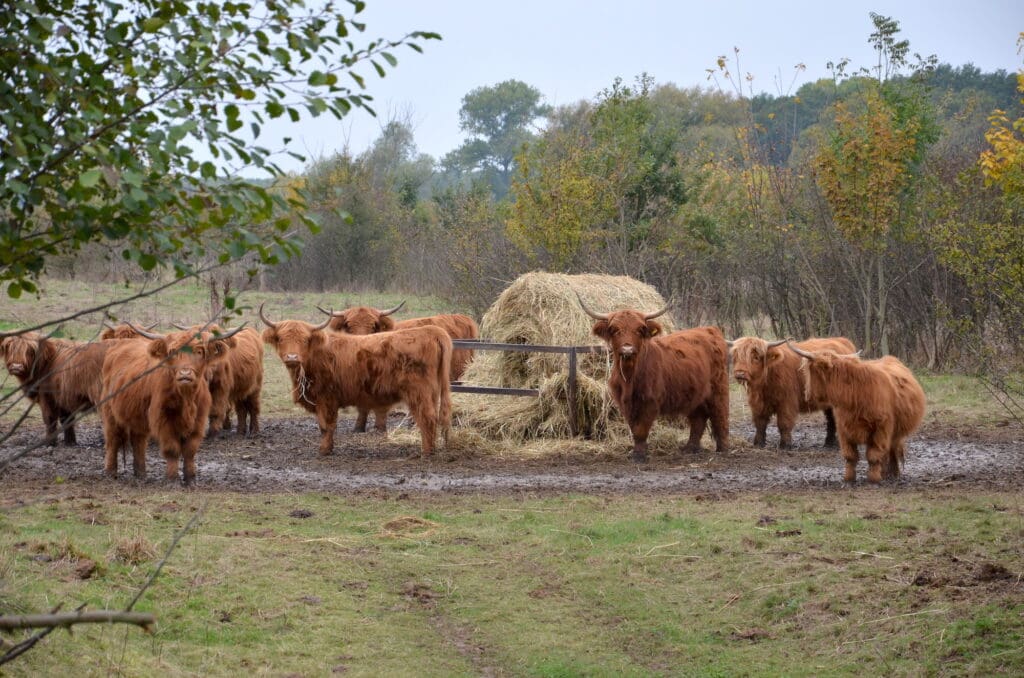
0, 611, 155, 633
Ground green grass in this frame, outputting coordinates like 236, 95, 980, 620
0, 488, 1021, 676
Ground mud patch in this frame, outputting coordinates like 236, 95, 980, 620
2, 415, 1022, 495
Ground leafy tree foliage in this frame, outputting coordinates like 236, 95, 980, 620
446, 79, 550, 197
0, 0, 438, 298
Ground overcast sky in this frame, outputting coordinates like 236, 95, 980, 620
265, 0, 1023, 173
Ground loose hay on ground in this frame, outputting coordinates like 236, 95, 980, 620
453, 272, 680, 442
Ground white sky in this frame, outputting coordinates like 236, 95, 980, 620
261, 0, 1023, 173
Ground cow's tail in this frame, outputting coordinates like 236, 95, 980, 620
437, 331, 453, 447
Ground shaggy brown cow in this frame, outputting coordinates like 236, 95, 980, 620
787, 343, 926, 483
2, 332, 111, 445
579, 297, 730, 461
319, 301, 478, 433
174, 323, 264, 437
100, 325, 243, 484
728, 336, 856, 449
260, 305, 452, 457
100, 322, 155, 340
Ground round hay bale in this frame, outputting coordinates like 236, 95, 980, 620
454, 272, 676, 440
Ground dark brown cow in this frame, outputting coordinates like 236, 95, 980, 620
579, 297, 730, 461
1, 332, 111, 445
728, 336, 856, 449
787, 343, 926, 483
175, 324, 264, 437
320, 301, 478, 433
260, 305, 452, 457
100, 326, 242, 484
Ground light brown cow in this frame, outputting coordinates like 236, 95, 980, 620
728, 336, 856, 449
1, 332, 114, 445
175, 323, 264, 437
319, 302, 478, 433
100, 326, 242, 484
787, 343, 926, 483
260, 305, 452, 457
100, 322, 155, 340
579, 297, 730, 461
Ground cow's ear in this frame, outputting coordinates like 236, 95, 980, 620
148, 338, 169, 358
379, 317, 396, 332
592, 320, 611, 340
766, 347, 785, 364
209, 340, 230, 360
262, 328, 278, 345
329, 313, 347, 332
645, 320, 662, 337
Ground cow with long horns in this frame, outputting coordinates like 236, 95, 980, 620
318, 302, 479, 433
260, 305, 453, 457
100, 324, 244, 484
728, 336, 856, 449
787, 342, 925, 483
578, 297, 730, 461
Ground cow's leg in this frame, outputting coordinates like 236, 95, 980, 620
776, 409, 796, 450
317, 403, 338, 455
373, 406, 390, 434
181, 436, 201, 486
751, 412, 769, 448
130, 432, 148, 479
58, 409, 78, 446
248, 392, 261, 436
406, 393, 436, 457
708, 405, 729, 453
161, 443, 181, 483
40, 400, 59, 447
353, 407, 369, 433
823, 409, 838, 448
886, 437, 906, 480
104, 424, 125, 478
840, 435, 860, 483
865, 435, 887, 484
627, 420, 652, 461
683, 413, 707, 454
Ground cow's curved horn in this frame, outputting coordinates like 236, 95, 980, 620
576, 293, 608, 320
316, 304, 344, 318
786, 341, 814, 359
644, 305, 670, 321
765, 338, 789, 349
128, 322, 165, 341
376, 301, 405, 317
102, 321, 116, 331
144, 322, 157, 331
171, 322, 189, 331
209, 323, 247, 341
837, 350, 863, 359
724, 339, 735, 348
258, 303, 277, 329
312, 314, 331, 331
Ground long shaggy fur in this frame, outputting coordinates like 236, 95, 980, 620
730, 336, 855, 448
100, 330, 232, 484
1, 333, 112, 445
181, 325, 264, 437
327, 306, 477, 432
263, 319, 453, 456
590, 313, 730, 460
796, 350, 926, 483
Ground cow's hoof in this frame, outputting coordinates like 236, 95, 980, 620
629, 451, 647, 463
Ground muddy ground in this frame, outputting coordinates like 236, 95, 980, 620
3, 412, 1022, 494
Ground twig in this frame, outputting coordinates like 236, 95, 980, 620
853, 551, 895, 560
642, 542, 681, 557
0, 611, 155, 633
0, 603, 73, 666
717, 580, 804, 612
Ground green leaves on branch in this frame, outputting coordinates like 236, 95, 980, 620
0, 1, 439, 290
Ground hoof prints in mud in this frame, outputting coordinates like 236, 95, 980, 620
2, 417, 1022, 493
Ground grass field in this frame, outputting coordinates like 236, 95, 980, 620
1, 487, 1022, 676
1, 277, 1022, 676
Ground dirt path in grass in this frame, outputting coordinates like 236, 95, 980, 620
3, 413, 1022, 494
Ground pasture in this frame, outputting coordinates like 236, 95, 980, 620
1, 278, 1022, 676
